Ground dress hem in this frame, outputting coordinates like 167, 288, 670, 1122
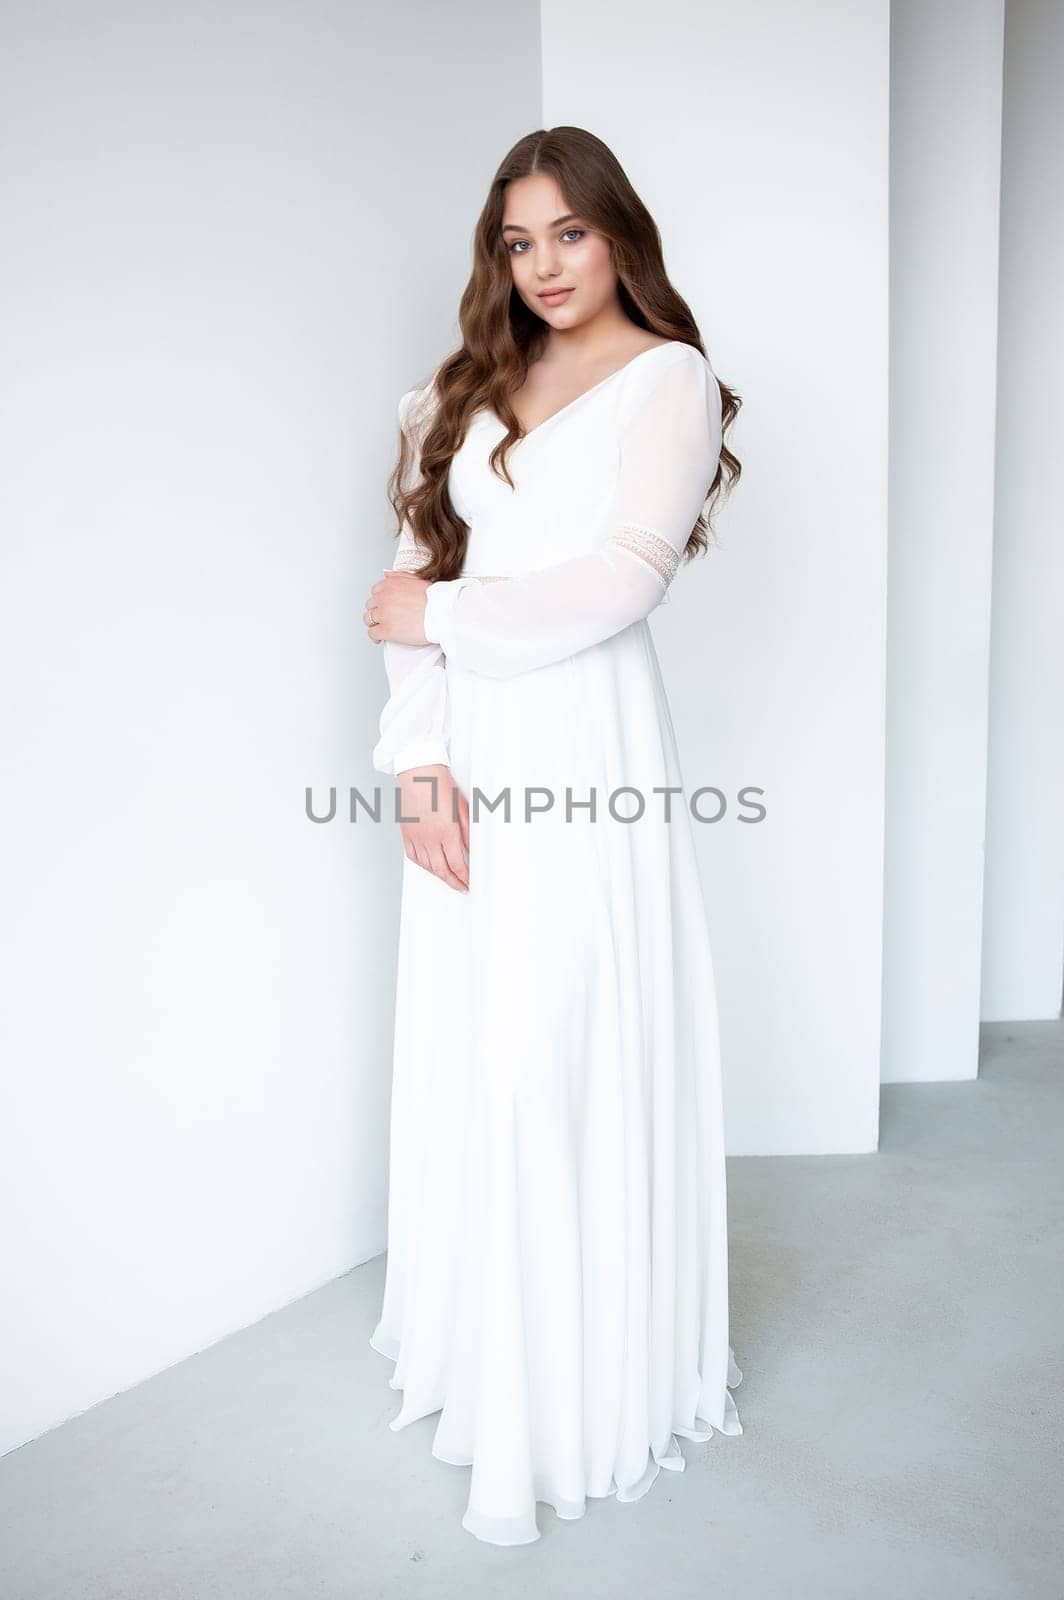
369, 1325, 744, 1546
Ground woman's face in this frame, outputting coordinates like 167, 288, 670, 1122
501, 173, 617, 329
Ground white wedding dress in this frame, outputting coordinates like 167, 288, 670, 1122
369, 339, 742, 1546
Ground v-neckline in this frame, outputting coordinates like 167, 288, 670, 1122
486, 339, 686, 442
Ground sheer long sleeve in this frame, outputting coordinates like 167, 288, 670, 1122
370, 390, 451, 777
421, 347, 722, 679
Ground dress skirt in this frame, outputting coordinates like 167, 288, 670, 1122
369, 612, 742, 1546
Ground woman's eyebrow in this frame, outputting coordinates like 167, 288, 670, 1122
501, 213, 583, 235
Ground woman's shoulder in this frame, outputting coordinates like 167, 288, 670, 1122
617, 338, 718, 423
642, 337, 713, 375
397, 381, 438, 438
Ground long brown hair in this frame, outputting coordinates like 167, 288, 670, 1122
388, 125, 742, 584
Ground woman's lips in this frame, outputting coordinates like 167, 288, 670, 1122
539, 288, 573, 305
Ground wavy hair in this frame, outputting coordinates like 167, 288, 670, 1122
388, 125, 742, 584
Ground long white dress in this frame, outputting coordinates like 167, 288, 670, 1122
369, 339, 743, 1547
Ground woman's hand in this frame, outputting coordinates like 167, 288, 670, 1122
396, 764, 470, 893
363, 571, 431, 645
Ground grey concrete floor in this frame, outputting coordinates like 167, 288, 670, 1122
1, 1019, 1061, 1599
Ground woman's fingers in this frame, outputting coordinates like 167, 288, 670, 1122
439, 830, 469, 891
363, 571, 430, 648
456, 788, 470, 857
363, 579, 392, 638
429, 836, 468, 893
403, 827, 469, 894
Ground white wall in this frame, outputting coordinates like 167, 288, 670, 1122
0, 0, 541, 1457
980, 0, 1064, 1020
882, 0, 1004, 1082
542, 0, 890, 1153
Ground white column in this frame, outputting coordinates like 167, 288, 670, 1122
882, 0, 1005, 1082
981, 0, 1064, 1021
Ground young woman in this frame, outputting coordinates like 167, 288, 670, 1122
362, 125, 744, 1547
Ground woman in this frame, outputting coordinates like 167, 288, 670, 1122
362, 125, 744, 1547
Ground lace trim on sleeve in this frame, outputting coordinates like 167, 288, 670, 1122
396, 544, 509, 584
394, 542, 432, 572
608, 523, 681, 586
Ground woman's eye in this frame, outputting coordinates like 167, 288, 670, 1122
507, 228, 585, 254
